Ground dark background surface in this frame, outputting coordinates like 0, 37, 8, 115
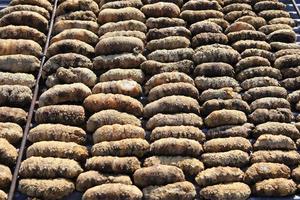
283, 0, 300, 42
0, 0, 9, 9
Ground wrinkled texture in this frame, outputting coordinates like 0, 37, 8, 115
253, 134, 296, 150
144, 156, 204, 177
148, 82, 198, 102
196, 166, 244, 187
133, 165, 185, 187
249, 108, 293, 124
201, 150, 249, 168
0, 138, 17, 166
35, 105, 85, 126
82, 183, 142, 200
98, 7, 145, 25
205, 123, 253, 139
84, 93, 143, 116
150, 138, 203, 157
92, 80, 142, 97
87, 110, 141, 132
85, 156, 141, 174
200, 182, 251, 200
205, 110, 247, 128
39, 83, 91, 107
203, 137, 252, 152
99, 69, 144, 84
143, 181, 196, 200
91, 138, 149, 158
251, 150, 300, 166
253, 122, 300, 140
145, 72, 194, 93
43, 53, 93, 76
98, 20, 146, 36
26, 141, 88, 161
93, 53, 146, 70
95, 36, 144, 55
253, 178, 297, 197
146, 113, 203, 130
244, 162, 290, 184
0, 11, 48, 33
0, 107, 27, 125
144, 96, 200, 118
141, 2, 180, 18
28, 124, 86, 144
19, 157, 83, 179
93, 124, 145, 143
0, 55, 40, 73
195, 76, 241, 92
201, 99, 250, 116
18, 178, 74, 200
0, 122, 22, 144
76, 171, 132, 192
0, 164, 11, 189
0, 25, 46, 46
150, 126, 205, 142
0, 72, 35, 88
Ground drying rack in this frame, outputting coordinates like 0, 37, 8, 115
0, 0, 60, 199
0, 0, 300, 199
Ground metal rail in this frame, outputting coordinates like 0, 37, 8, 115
285, 0, 300, 43
7, 0, 58, 198
291, 0, 300, 19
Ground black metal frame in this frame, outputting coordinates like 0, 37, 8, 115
7, 0, 59, 199
291, 0, 300, 19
